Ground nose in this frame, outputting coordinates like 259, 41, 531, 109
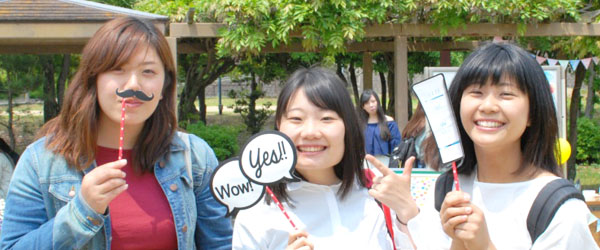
123, 72, 141, 91
478, 94, 499, 113
300, 119, 322, 139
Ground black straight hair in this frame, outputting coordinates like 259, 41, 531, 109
268, 66, 367, 205
448, 43, 561, 177
357, 89, 391, 141
0, 138, 19, 166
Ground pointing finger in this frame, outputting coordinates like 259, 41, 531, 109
365, 154, 395, 176
402, 156, 415, 179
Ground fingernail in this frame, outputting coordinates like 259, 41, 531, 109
462, 215, 468, 220
119, 159, 127, 164
463, 193, 470, 201
465, 207, 472, 213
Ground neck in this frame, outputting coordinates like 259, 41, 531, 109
368, 113, 379, 123
97, 114, 144, 149
297, 168, 341, 186
474, 143, 527, 183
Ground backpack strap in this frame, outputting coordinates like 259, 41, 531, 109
177, 131, 193, 186
434, 171, 454, 211
526, 178, 584, 243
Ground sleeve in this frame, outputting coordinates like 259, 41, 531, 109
406, 206, 452, 250
0, 153, 14, 199
387, 121, 402, 153
232, 210, 268, 250
0, 146, 105, 250
190, 136, 233, 250
531, 199, 600, 250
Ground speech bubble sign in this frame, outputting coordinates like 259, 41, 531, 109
239, 130, 298, 185
210, 158, 265, 217
412, 74, 464, 164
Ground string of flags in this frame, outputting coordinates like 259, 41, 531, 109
492, 36, 598, 71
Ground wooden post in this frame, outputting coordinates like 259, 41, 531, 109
363, 52, 373, 90
440, 50, 451, 66
166, 37, 178, 117
394, 36, 409, 130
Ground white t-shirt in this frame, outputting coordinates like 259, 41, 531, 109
408, 172, 599, 249
233, 181, 413, 250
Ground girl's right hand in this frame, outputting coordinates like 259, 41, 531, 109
440, 191, 472, 239
286, 230, 313, 250
81, 159, 128, 214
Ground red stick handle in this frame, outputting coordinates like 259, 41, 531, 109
452, 161, 460, 191
118, 99, 125, 160
265, 186, 297, 230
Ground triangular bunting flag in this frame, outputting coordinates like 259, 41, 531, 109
569, 60, 580, 70
581, 58, 592, 69
536, 56, 547, 65
547, 58, 558, 66
558, 60, 570, 70
593, 57, 600, 65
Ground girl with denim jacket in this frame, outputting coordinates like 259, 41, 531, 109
0, 17, 232, 250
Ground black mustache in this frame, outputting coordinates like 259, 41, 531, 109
115, 88, 154, 101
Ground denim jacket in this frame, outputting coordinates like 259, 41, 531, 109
0, 133, 232, 250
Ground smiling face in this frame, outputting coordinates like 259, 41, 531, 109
278, 88, 345, 184
96, 44, 165, 129
362, 95, 378, 117
460, 76, 529, 152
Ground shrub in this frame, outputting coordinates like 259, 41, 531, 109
576, 117, 600, 164
185, 122, 240, 161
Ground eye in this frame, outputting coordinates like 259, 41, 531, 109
143, 69, 157, 75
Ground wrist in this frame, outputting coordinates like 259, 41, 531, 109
397, 205, 419, 225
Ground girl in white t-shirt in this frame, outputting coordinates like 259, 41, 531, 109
381, 43, 598, 249
232, 67, 414, 250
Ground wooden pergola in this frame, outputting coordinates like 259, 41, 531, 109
169, 22, 600, 128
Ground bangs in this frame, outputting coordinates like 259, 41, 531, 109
458, 46, 528, 94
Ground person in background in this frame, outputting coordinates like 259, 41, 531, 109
0, 17, 231, 250
0, 138, 18, 200
400, 104, 429, 169
357, 90, 402, 163
233, 67, 414, 250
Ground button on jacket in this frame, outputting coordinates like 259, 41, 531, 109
0, 133, 232, 250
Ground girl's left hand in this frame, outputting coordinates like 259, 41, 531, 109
367, 155, 419, 224
453, 204, 495, 250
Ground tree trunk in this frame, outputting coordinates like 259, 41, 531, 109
567, 65, 586, 181
336, 63, 348, 87
57, 54, 71, 109
41, 56, 60, 122
7, 87, 15, 149
349, 61, 359, 105
249, 72, 259, 133
379, 71, 387, 114
584, 64, 595, 118
198, 86, 208, 124
387, 70, 395, 116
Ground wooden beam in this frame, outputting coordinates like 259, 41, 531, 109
170, 23, 600, 39
177, 40, 482, 54
363, 52, 373, 90
394, 36, 409, 129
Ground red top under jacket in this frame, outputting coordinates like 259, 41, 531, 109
96, 146, 177, 250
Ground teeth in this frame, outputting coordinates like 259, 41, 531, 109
298, 146, 324, 152
477, 121, 502, 128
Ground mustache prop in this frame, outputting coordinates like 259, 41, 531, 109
115, 88, 155, 101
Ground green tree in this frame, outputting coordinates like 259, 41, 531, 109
0, 55, 43, 148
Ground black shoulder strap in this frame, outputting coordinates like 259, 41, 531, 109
526, 178, 585, 243
434, 171, 454, 211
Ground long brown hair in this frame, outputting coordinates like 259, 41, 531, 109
38, 17, 177, 172
401, 104, 426, 139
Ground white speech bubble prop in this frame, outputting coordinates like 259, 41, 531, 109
239, 131, 298, 185
210, 158, 265, 217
